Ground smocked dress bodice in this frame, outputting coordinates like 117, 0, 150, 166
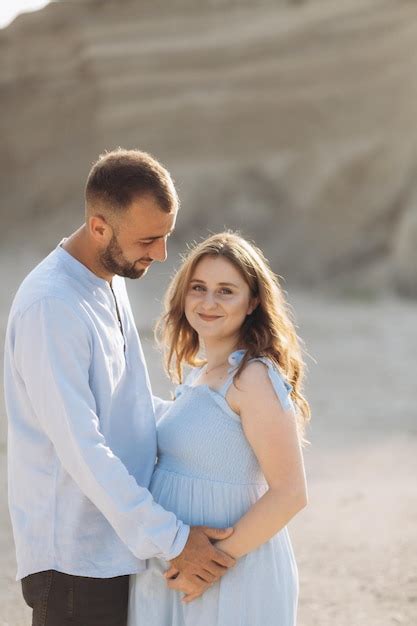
128, 350, 299, 626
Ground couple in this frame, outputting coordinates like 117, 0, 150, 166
4, 149, 309, 626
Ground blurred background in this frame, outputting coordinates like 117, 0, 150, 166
1, 1, 416, 625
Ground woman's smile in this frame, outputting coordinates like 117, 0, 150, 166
197, 312, 224, 322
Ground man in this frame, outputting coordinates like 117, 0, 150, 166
4, 149, 235, 626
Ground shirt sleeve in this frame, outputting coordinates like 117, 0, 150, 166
13, 297, 189, 561
152, 395, 174, 423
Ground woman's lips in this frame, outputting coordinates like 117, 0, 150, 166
197, 313, 223, 321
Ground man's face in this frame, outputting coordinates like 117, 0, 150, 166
100, 194, 177, 279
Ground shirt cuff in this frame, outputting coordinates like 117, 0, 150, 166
163, 523, 190, 561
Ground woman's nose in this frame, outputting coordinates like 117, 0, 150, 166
201, 291, 217, 308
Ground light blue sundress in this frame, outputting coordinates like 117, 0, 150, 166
128, 350, 299, 626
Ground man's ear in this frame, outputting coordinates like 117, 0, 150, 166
89, 214, 113, 245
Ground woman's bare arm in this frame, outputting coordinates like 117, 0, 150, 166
214, 360, 307, 559
166, 360, 307, 602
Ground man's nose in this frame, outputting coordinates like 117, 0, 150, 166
149, 238, 167, 262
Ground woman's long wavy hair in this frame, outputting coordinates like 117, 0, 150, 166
156, 232, 310, 434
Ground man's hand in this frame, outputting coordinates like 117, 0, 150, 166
163, 526, 235, 601
165, 571, 209, 604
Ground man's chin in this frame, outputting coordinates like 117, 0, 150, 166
123, 268, 147, 279
132, 261, 153, 279
135, 267, 147, 279
110, 265, 144, 280
111, 259, 152, 280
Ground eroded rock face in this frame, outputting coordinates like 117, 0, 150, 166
392, 203, 417, 298
1, 0, 417, 293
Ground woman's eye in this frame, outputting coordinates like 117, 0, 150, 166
191, 284, 205, 292
219, 288, 233, 295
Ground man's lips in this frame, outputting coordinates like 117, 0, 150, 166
197, 313, 223, 321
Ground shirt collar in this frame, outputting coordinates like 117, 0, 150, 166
56, 240, 111, 289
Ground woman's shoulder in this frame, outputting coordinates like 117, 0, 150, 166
231, 352, 293, 412
236, 359, 271, 387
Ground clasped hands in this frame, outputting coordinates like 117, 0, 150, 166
164, 525, 236, 604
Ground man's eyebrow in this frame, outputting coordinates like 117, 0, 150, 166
135, 230, 174, 242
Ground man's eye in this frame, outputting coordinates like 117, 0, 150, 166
139, 240, 153, 245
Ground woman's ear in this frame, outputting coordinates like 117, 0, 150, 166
247, 297, 259, 315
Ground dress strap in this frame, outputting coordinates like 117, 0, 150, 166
214, 349, 245, 398
217, 350, 294, 412
216, 371, 238, 398
174, 365, 203, 399
183, 366, 202, 386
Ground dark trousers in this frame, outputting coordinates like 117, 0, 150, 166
21, 570, 129, 626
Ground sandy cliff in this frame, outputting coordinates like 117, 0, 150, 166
1, 0, 417, 294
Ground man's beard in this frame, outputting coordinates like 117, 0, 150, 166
100, 233, 148, 279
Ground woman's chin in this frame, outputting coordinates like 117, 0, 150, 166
196, 329, 222, 341
196, 330, 239, 346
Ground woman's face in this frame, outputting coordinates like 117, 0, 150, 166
184, 255, 257, 343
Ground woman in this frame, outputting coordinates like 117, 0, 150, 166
128, 231, 310, 626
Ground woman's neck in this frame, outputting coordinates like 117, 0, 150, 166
202, 338, 240, 371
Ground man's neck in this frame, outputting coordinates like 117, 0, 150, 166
62, 226, 113, 283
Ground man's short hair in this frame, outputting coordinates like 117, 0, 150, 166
85, 148, 178, 214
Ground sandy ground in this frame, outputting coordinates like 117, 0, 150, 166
0, 263, 416, 625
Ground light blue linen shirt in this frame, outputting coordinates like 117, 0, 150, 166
4, 243, 189, 580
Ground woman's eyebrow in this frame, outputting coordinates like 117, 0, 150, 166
190, 279, 239, 288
